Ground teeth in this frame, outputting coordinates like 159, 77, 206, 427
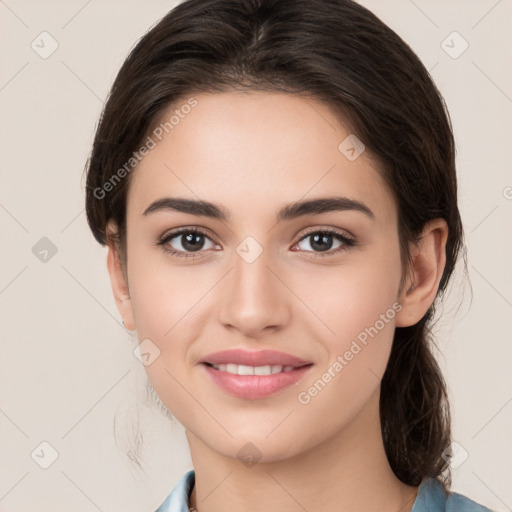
211, 363, 296, 375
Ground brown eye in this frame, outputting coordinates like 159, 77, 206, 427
171, 232, 209, 252
158, 228, 217, 258
294, 230, 355, 257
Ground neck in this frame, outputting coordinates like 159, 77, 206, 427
186, 388, 419, 512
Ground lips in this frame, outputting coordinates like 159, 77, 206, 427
200, 348, 311, 367
201, 364, 313, 400
199, 348, 314, 399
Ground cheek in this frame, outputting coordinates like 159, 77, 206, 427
127, 246, 211, 340
291, 242, 402, 397
293, 271, 400, 440
291, 243, 402, 346
126, 251, 216, 409
126, 253, 209, 426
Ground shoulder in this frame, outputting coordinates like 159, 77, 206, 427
412, 477, 493, 512
154, 469, 195, 512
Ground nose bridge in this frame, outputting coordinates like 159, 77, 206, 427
218, 238, 289, 335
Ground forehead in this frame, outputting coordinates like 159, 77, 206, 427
126, 91, 396, 224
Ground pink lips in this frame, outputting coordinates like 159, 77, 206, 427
200, 349, 313, 400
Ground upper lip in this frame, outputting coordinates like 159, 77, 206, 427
201, 349, 312, 367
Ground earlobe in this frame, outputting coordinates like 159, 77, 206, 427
395, 219, 448, 328
106, 242, 136, 331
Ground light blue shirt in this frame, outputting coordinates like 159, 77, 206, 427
154, 469, 493, 511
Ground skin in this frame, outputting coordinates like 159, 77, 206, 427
106, 91, 448, 512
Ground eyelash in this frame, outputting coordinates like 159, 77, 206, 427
156, 227, 356, 260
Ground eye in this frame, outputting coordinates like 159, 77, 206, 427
157, 227, 218, 258
293, 229, 355, 257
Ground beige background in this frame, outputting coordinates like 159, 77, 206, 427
0, 1, 511, 510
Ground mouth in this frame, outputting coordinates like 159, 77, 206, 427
200, 353, 314, 399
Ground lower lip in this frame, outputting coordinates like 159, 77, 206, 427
201, 363, 313, 400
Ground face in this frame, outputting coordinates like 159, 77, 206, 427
118, 91, 406, 462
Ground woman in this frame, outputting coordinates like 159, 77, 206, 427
85, 0, 493, 510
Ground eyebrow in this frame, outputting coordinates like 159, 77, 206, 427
142, 196, 374, 221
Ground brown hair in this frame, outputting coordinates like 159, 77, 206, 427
85, 0, 465, 487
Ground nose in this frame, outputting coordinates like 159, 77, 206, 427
217, 244, 291, 338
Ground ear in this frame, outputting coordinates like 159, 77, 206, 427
395, 218, 449, 328
105, 223, 136, 331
